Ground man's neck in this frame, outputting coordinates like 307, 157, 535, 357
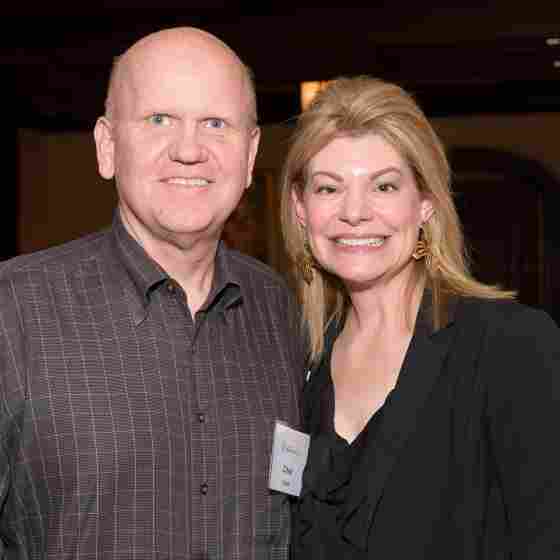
118, 210, 220, 316
151, 239, 218, 317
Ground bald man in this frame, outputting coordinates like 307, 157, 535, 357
0, 28, 303, 559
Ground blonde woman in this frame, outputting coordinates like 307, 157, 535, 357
281, 76, 560, 559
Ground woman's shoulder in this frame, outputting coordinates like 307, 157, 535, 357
455, 296, 559, 346
446, 298, 560, 403
457, 296, 554, 327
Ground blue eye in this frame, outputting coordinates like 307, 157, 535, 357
205, 118, 226, 129
149, 114, 171, 126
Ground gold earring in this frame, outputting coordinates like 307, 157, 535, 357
412, 225, 433, 267
296, 235, 315, 285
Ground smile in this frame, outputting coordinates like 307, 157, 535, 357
335, 237, 386, 247
163, 177, 211, 187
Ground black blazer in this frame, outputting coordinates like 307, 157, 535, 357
294, 297, 560, 559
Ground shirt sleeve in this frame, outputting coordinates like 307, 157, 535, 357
0, 278, 26, 547
284, 285, 307, 384
484, 305, 560, 558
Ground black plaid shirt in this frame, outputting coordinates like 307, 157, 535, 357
0, 214, 303, 559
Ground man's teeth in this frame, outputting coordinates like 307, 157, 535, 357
336, 237, 385, 247
166, 178, 210, 186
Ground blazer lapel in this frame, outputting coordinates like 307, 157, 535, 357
302, 320, 340, 431
342, 311, 458, 549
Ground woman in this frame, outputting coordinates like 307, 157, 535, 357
280, 76, 560, 558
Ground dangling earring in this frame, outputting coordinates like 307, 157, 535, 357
412, 225, 433, 267
296, 233, 315, 285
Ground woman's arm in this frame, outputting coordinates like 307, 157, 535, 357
485, 304, 560, 558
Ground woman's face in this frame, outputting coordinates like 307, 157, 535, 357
293, 134, 433, 293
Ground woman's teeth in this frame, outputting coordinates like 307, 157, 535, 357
335, 237, 385, 247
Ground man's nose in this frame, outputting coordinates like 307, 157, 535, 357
169, 123, 209, 164
339, 188, 373, 226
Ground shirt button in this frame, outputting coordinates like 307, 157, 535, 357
200, 483, 209, 495
197, 413, 206, 423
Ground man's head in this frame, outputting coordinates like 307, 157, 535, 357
94, 27, 260, 254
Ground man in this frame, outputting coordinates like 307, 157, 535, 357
0, 28, 303, 559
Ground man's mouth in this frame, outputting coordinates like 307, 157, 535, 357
163, 177, 211, 187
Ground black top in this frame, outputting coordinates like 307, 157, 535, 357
294, 323, 390, 559
293, 298, 560, 559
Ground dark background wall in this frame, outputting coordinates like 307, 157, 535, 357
5, 5, 560, 128
5, 5, 560, 318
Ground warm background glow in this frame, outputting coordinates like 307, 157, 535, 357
300, 81, 331, 110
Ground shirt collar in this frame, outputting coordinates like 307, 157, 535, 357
109, 211, 242, 320
199, 242, 242, 317
110, 211, 167, 307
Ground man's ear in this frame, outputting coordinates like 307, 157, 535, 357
245, 126, 261, 190
94, 117, 116, 180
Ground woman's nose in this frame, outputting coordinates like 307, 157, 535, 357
339, 188, 372, 225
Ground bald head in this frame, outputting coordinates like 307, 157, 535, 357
93, 25, 261, 254
105, 27, 257, 126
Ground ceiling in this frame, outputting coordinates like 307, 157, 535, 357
5, 5, 560, 127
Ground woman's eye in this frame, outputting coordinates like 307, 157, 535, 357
205, 118, 226, 129
315, 185, 337, 195
377, 182, 396, 192
149, 114, 172, 126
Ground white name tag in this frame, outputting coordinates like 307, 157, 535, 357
268, 421, 310, 497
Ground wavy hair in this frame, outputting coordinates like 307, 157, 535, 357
280, 76, 514, 362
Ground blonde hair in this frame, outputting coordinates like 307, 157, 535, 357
280, 76, 514, 362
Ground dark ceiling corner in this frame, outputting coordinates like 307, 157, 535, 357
5, 7, 560, 128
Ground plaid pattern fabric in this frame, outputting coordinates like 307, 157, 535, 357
0, 214, 303, 559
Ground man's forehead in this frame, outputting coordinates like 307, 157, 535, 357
113, 47, 249, 119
